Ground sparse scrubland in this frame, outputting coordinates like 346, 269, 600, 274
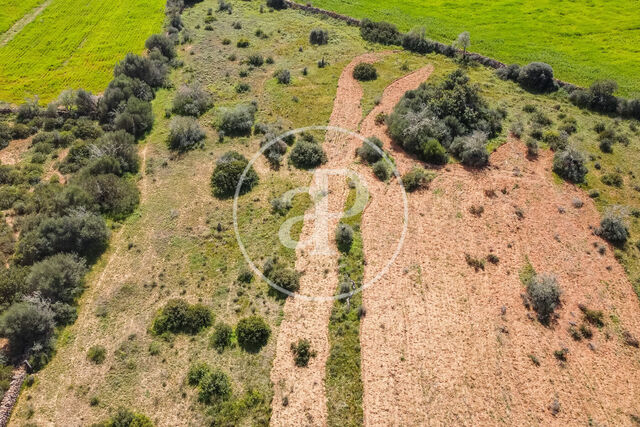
2, 0, 640, 425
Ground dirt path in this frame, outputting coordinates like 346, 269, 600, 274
0, 138, 31, 165
0, 0, 52, 47
358, 103, 640, 426
269, 52, 384, 427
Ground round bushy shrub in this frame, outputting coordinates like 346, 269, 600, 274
211, 151, 259, 198
356, 137, 383, 164
210, 322, 233, 352
79, 173, 140, 219
372, 160, 391, 181
152, 299, 212, 335
290, 338, 317, 367
517, 62, 557, 93
274, 69, 291, 84
145, 33, 176, 60
495, 64, 521, 82
172, 84, 213, 116
335, 223, 354, 252
263, 257, 300, 293
352, 63, 377, 81
552, 148, 587, 183
219, 104, 256, 136
359, 19, 401, 45
598, 214, 629, 245
236, 315, 271, 352
114, 97, 154, 139
27, 253, 87, 304
168, 117, 205, 152
527, 273, 561, 324
309, 28, 329, 45
198, 369, 231, 404
402, 166, 434, 192
289, 139, 327, 169
421, 138, 447, 164
87, 345, 106, 364
0, 301, 55, 358
187, 361, 210, 386
266, 0, 287, 9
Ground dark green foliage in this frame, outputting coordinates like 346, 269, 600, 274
359, 19, 401, 45
187, 361, 210, 386
99, 76, 154, 121
356, 136, 383, 164
579, 304, 605, 327
601, 172, 623, 187
16, 212, 109, 265
237, 38, 249, 48
87, 345, 106, 364
11, 123, 33, 139
421, 138, 448, 164
335, 223, 354, 252
114, 97, 154, 139
0, 300, 55, 358
517, 62, 558, 93
543, 130, 568, 151
236, 315, 271, 352
247, 54, 264, 67
289, 138, 327, 169
450, 132, 489, 168
219, 104, 256, 136
402, 166, 434, 192
263, 256, 300, 294
78, 173, 140, 219
527, 273, 561, 325
388, 70, 502, 159
145, 33, 176, 60
372, 160, 391, 181
168, 116, 206, 152
92, 131, 140, 175
27, 253, 87, 303
266, 0, 287, 9
597, 214, 629, 245
114, 53, 167, 89
94, 408, 154, 427
569, 80, 619, 114
290, 338, 317, 367
16, 99, 40, 123
211, 151, 259, 198
309, 29, 329, 45
401, 28, 436, 54
352, 63, 377, 81
274, 69, 291, 84
496, 64, 521, 82
210, 322, 233, 352
235, 82, 250, 93
198, 369, 232, 404
151, 299, 212, 335
552, 148, 587, 183
172, 84, 213, 116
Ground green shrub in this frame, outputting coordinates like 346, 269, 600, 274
356, 137, 383, 164
597, 214, 629, 245
525, 138, 538, 157
352, 63, 377, 81
290, 339, 317, 367
0, 300, 55, 358
168, 117, 206, 152
517, 62, 558, 93
359, 19, 401, 45
27, 253, 87, 304
601, 172, 623, 187
219, 104, 256, 136
114, 53, 167, 89
78, 173, 140, 219
579, 304, 605, 327
263, 256, 300, 293
543, 130, 567, 151
271, 196, 292, 215
172, 84, 213, 116
247, 54, 264, 67
527, 273, 561, 325
114, 97, 154, 139
145, 33, 176, 60
87, 345, 106, 364
452, 132, 489, 168
372, 160, 391, 181
274, 69, 291, 84
335, 223, 354, 252
289, 139, 327, 169
211, 151, 259, 198
421, 138, 447, 164
309, 29, 329, 45
96, 408, 154, 427
266, 0, 287, 9
210, 322, 233, 352
237, 38, 249, 48
187, 361, 210, 386
496, 64, 521, 82
152, 299, 212, 335
552, 148, 587, 183
236, 315, 271, 352
402, 166, 434, 192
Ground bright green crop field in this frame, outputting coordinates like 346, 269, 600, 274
0, 0, 165, 103
308, 0, 640, 97
0, 0, 45, 34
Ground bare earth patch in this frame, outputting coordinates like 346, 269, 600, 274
0, 138, 31, 165
359, 89, 640, 425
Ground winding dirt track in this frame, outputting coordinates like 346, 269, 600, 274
269, 52, 385, 426
358, 99, 640, 424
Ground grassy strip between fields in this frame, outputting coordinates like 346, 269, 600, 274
325, 183, 365, 426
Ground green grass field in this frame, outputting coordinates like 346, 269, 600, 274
307, 0, 640, 97
0, 0, 165, 103
0, 0, 44, 34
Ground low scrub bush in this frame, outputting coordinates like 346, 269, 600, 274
552, 148, 587, 183
421, 138, 448, 164
247, 54, 264, 67
402, 28, 436, 54
359, 19, 401, 45
335, 223, 354, 252
219, 104, 256, 136
597, 214, 629, 245
290, 338, 317, 367
601, 172, 623, 187
87, 345, 106, 364
198, 369, 232, 404
527, 273, 561, 325
172, 84, 213, 116
402, 166, 434, 192
237, 38, 249, 48
210, 322, 233, 352
289, 138, 327, 169
372, 160, 391, 181
309, 29, 329, 45
352, 63, 377, 81
168, 117, 206, 152
236, 315, 271, 352
579, 304, 605, 327
266, 0, 287, 9
263, 256, 300, 294
517, 62, 558, 93
211, 151, 259, 198
356, 136, 383, 164
274, 69, 291, 84
496, 64, 521, 82
95, 408, 153, 427
187, 361, 210, 386
151, 299, 212, 335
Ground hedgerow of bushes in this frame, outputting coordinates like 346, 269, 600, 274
151, 298, 212, 335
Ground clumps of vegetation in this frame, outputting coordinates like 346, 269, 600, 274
271, 196, 292, 215
465, 254, 485, 272
151, 299, 212, 335
289, 134, 327, 169
236, 315, 271, 352
352, 63, 378, 81
309, 28, 329, 45
402, 166, 435, 192
266, 0, 287, 10
569, 80, 640, 120
187, 361, 211, 386
291, 338, 317, 367
172, 84, 213, 116
274, 69, 291, 84
521, 264, 562, 325
578, 304, 605, 327
211, 151, 259, 199
247, 54, 264, 67
93, 408, 154, 427
359, 19, 401, 45
237, 38, 250, 48
219, 103, 256, 136
372, 160, 392, 181
596, 213, 629, 245
421, 138, 448, 164
168, 116, 206, 152
601, 172, 623, 187
187, 362, 232, 404
552, 148, 587, 183
87, 345, 106, 364
210, 322, 233, 352
468, 205, 484, 217
497, 62, 558, 93
145, 33, 176, 60
387, 70, 502, 166
335, 223, 355, 252
263, 256, 300, 294
356, 136, 383, 164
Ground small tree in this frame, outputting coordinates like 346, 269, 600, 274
527, 273, 561, 325
168, 116, 206, 152
335, 223, 354, 252
289, 139, 327, 169
198, 369, 232, 404
309, 29, 329, 45
236, 315, 271, 352
210, 322, 233, 352
597, 214, 629, 245
211, 151, 259, 198
456, 31, 470, 58
0, 301, 55, 358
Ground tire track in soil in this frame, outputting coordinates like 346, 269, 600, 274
269, 52, 386, 427
358, 79, 640, 425
0, 0, 52, 47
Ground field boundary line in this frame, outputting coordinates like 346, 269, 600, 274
0, 0, 53, 47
